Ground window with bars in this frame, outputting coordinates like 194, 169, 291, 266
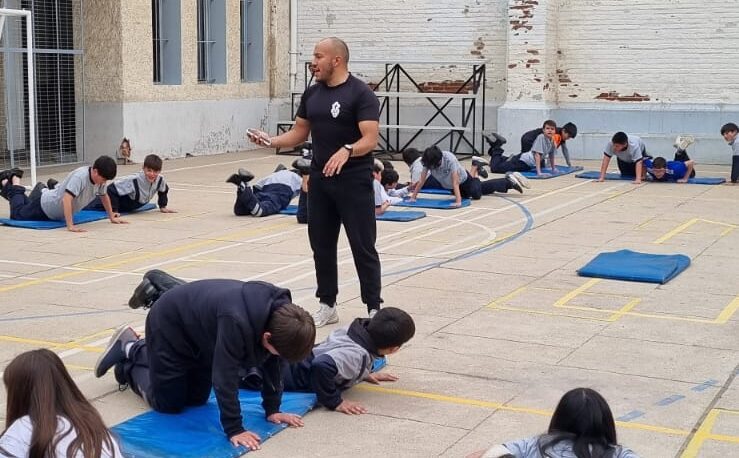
152, 0, 181, 84
196, 0, 225, 84
240, 0, 264, 82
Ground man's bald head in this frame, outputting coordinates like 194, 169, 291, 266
319, 37, 350, 63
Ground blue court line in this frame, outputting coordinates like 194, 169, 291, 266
617, 410, 645, 422
0, 309, 119, 323
692, 380, 719, 392
655, 395, 685, 406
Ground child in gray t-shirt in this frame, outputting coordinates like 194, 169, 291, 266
0, 155, 125, 232
598, 132, 648, 184
720, 122, 739, 183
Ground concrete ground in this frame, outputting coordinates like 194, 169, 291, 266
0, 149, 737, 457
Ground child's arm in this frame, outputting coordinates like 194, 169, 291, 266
309, 354, 368, 415
410, 170, 429, 201
633, 161, 643, 184
158, 184, 176, 213
561, 141, 572, 167
598, 155, 611, 182
100, 193, 128, 224
363, 372, 399, 384
549, 151, 557, 171
678, 160, 695, 183
376, 201, 391, 216
63, 193, 85, 233
534, 152, 543, 175
262, 356, 304, 427
451, 171, 462, 206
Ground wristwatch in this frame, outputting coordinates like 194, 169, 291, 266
343, 144, 354, 156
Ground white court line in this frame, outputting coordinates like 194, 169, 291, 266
164, 154, 274, 173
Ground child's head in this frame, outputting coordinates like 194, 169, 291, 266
542, 120, 557, 137
381, 159, 394, 171
421, 146, 443, 170
561, 122, 578, 140
720, 122, 738, 142
649, 156, 668, 179
143, 154, 164, 183
91, 155, 117, 183
367, 307, 415, 355
372, 159, 385, 180
402, 148, 422, 166
381, 169, 400, 190
4, 349, 116, 457
611, 132, 629, 152
541, 388, 618, 454
263, 303, 316, 362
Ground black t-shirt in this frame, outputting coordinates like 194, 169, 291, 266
296, 74, 380, 171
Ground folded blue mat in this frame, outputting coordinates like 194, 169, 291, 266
575, 171, 725, 185
520, 165, 583, 179
0, 203, 157, 229
577, 249, 691, 284
394, 197, 471, 209
112, 391, 316, 458
279, 205, 426, 221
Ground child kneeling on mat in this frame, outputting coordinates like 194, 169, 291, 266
0, 349, 122, 457
84, 154, 175, 213
95, 276, 316, 452
409, 146, 529, 207
242, 307, 416, 415
0, 155, 125, 232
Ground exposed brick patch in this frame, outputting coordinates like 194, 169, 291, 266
595, 91, 651, 102
509, 0, 538, 31
418, 80, 475, 93
557, 69, 572, 84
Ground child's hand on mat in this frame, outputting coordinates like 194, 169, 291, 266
364, 372, 399, 384
597, 177, 605, 182
677, 178, 688, 183
538, 172, 552, 178
267, 412, 304, 427
452, 200, 462, 208
632, 180, 642, 185
67, 225, 87, 233
230, 431, 261, 450
110, 216, 128, 224
160, 207, 177, 213
335, 399, 368, 415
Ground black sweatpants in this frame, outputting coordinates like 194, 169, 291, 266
617, 158, 640, 177
489, 148, 532, 174
234, 183, 294, 217
6, 185, 49, 221
308, 167, 381, 311
732, 156, 739, 183
457, 177, 510, 200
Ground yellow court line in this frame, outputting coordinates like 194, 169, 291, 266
356, 385, 691, 437
681, 409, 723, 457
715, 296, 739, 324
486, 286, 529, 308
0, 335, 104, 353
553, 278, 600, 308
51, 329, 114, 350
654, 219, 701, 244
0, 222, 293, 293
606, 298, 642, 322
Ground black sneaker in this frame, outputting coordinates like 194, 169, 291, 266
274, 164, 288, 173
238, 168, 255, 183
47, 178, 58, 190
506, 171, 525, 194
94, 326, 138, 378
128, 277, 158, 309
292, 158, 312, 176
28, 182, 46, 201
471, 156, 489, 179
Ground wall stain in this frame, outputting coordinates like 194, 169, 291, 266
595, 91, 651, 102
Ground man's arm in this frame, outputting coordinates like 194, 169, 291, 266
268, 117, 311, 149
322, 120, 380, 177
451, 170, 462, 206
62, 192, 84, 233
598, 154, 611, 182
678, 160, 695, 183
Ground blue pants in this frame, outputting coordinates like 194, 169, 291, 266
233, 183, 294, 217
6, 184, 49, 221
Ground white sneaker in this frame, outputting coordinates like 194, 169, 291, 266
509, 171, 530, 189
312, 303, 339, 327
471, 155, 489, 166
368, 309, 378, 319
674, 135, 695, 151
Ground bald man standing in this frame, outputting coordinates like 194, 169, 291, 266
248, 37, 382, 327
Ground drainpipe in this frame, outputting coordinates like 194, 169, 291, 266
289, 0, 298, 92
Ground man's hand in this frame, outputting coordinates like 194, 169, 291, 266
323, 148, 350, 177
246, 128, 272, 147
335, 399, 368, 415
364, 372, 399, 384
230, 431, 261, 451
267, 412, 304, 427
160, 207, 177, 213
67, 225, 86, 233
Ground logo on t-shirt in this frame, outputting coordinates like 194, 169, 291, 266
331, 101, 341, 118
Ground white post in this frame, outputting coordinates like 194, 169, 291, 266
289, 0, 297, 92
0, 8, 36, 186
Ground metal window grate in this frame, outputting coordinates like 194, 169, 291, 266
196, 0, 212, 83
152, 0, 161, 83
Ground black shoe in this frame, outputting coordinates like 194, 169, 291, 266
226, 174, 242, 186
28, 182, 46, 201
505, 172, 525, 194
292, 158, 311, 175
238, 168, 255, 183
94, 326, 138, 378
471, 156, 489, 179
128, 278, 158, 309
144, 269, 186, 294
0, 168, 23, 185
491, 132, 507, 147
47, 178, 58, 190
274, 164, 287, 173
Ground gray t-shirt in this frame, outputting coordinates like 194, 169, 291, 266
253, 170, 302, 196
730, 137, 739, 156
409, 157, 424, 183
500, 435, 639, 458
113, 171, 168, 206
604, 135, 646, 163
520, 134, 556, 167
40, 166, 108, 220
423, 150, 468, 189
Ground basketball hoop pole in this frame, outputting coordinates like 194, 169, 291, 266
0, 8, 37, 185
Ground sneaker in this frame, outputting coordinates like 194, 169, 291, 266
505, 172, 524, 194
312, 303, 339, 327
471, 156, 489, 179
28, 182, 46, 201
674, 135, 695, 151
368, 309, 378, 319
510, 171, 530, 189
483, 132, 507, 148
292, 158, 312, 176
128, 277, 158, 309
95, 326, 139, 378
238, 168, 255, 183
274, 164, 287, 173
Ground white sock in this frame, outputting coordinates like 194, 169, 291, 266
124, 341, 135, 358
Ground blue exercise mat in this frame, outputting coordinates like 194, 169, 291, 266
577, 249, 691, 284
0, 203, 157, 230
394, 197, 471, 209
418, 188, 452, 195
112, 390, 317, 458
520, 165, 583, 179
575, 171, 725, 185
279, 205, 425, 221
